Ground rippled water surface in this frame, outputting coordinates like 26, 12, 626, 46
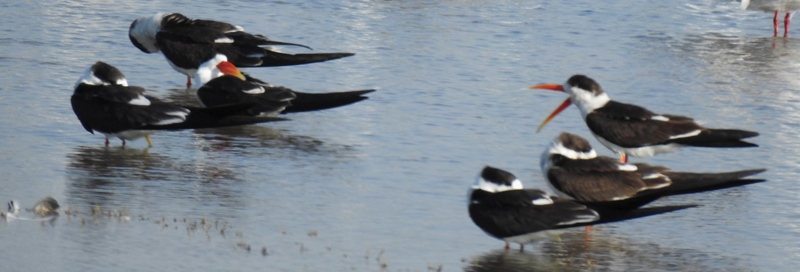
1, 0, 798, 271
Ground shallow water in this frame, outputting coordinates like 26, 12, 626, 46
0, 0, 798, 271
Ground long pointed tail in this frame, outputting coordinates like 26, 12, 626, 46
673, 129, 759, 147
257, 51, 355, 67
282, 89, 375, 113
577, 169, 766, 212
664, 168, 767, 195
567, 204, 698, 228
146, 103, 288, 130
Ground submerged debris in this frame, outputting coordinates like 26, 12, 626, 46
427, 264, 443, 272
33, 197, 60, 217
236, 241, 251, 252
1, 199, 404, 270
2, 197, 61, 221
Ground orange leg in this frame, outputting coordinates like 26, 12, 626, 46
584, 226, 592, 241
619, 153, 628, 163
585, 225, 593, 242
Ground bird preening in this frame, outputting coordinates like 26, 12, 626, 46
63, 9, 771, 255
71, 61, 287, 147
71, 12, 375, 147
128, 12, 355, 87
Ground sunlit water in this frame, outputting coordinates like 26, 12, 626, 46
0, 0, 798, 271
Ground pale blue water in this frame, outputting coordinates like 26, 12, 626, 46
0, 0, 797, 271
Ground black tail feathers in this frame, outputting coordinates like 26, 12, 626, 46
664, 169, 766, 195
673, 129, 759, 147
282, 89, 375, 113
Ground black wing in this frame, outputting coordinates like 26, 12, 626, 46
179, 15, 311, 49
585, 101, 701, 148
546, 156, 670, 202
155, 27, 221, 70
197, 75, 293, 116
71, 84, 190, 134
73, 84, 148, 105
186, 18, 240, 32
468, 189, 598, 239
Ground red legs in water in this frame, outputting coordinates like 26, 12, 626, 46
585, 225, 593, 242
186, 76, 192, 88
775, 11, 780, 37
774, 11, 794, 37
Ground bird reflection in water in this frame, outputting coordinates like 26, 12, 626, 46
190, 123, 355, 157
65, 145, 242, 209
160, 87, 357, 156
676, 33, 800, 83
64, 125, 354, 211
464, 230, 748, 272
67, 146, 176, 182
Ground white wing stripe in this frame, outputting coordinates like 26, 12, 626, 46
128, 95, 151, 106
153, 110, 190, 125
669, 129, 701, 139
214, 37, 234, 43
555, 211, 599, 226
243, 87, 265, 94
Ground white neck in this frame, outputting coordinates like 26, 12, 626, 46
572, 91, 610, 118
194, 55, 228, 85
542, 141, 597, 161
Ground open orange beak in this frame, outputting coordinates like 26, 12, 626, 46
217, 61, 246, 80
531, 84, 572, 133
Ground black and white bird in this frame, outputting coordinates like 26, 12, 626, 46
739, 0, 800, 37
467, 166, 696, 250
531, 75, 759, 163
128, 12, 355, 87
540, 132, 766, 211
193, 54, 374, 116
71, 61, 286, 146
